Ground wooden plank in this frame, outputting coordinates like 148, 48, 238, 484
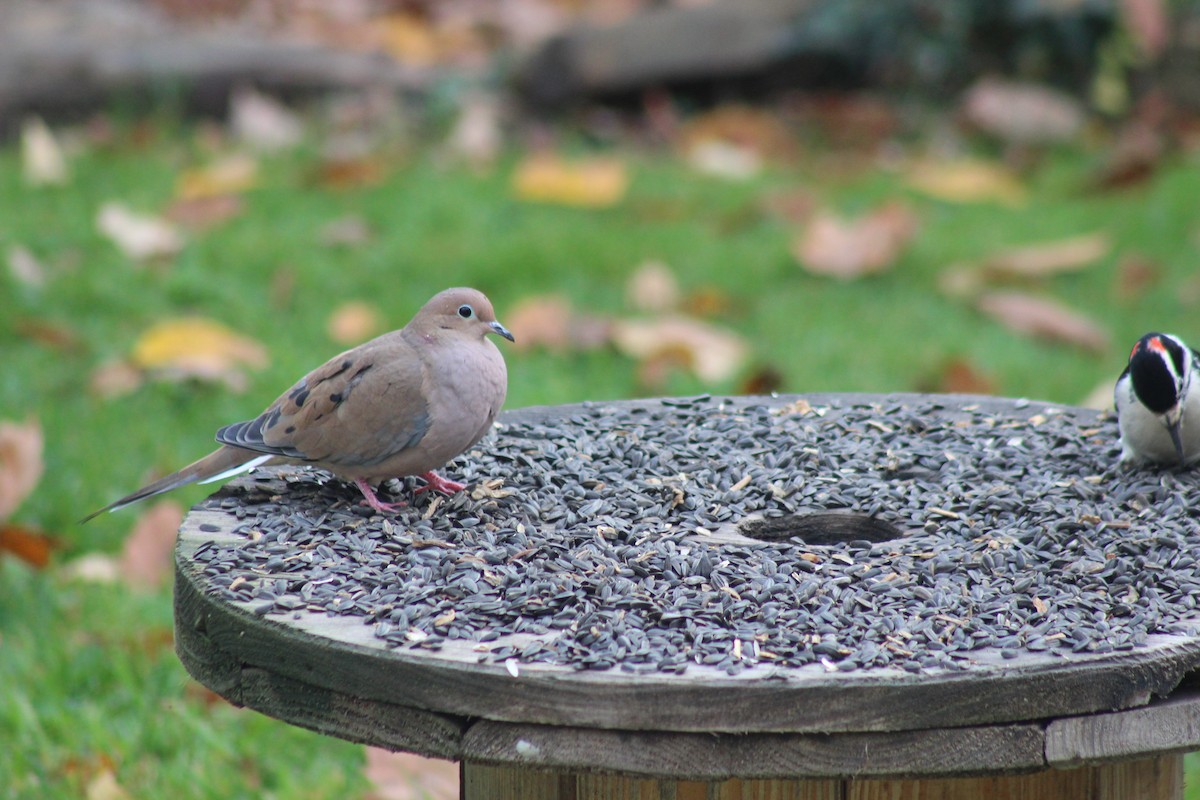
1046, 690, 1200, 766
460, 719, 1044, 780
460, 758, 1183, 800
849, 756, 1181, 799
175, 507, 1200, 736
462, 765, 842, 800
236, 667, 464, 760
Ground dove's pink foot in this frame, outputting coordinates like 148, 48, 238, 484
354, 478, 407, 514
414, 471, 466, 495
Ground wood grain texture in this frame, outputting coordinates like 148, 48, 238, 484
174, 396, 1200, 736
460, 757, 1182, 800
237, 667, 464, 759
178, 497, 1200, 735
1046, 690, 1200, 766
460, 719, 1044, 780
848, 755, 1181, 800
171, 394, 1200, 789
462, 764, 842, 800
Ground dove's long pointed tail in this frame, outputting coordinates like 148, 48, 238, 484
81, 446, 271, 523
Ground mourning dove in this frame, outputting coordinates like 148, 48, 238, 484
84, 287, 513, 520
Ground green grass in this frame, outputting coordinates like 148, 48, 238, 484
3, 116, 1200, 797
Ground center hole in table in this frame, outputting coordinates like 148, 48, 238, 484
737, 512, 904, 546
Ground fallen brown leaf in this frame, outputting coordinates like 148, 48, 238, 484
786, 93, 899, 149
119, 501, 184, 590
0, 522, 57, 568
1121, 0, 1169, 58
626, 260, 680, 312
96, 202, 183, 262
936, 232, 1108, 299
164, 194, 245, 231
792, 202, 918, 280
319, 215, 373, 247
612, 315, 748, 384
14, 317, 81, 352
315, 156, 390, 190
21, 115, 69, 186
183, 679, 232, 709
1112, 253, 1162, 302
444, 91, 502, 169
89, 359, 144, 398
327, 301, 383, 345
230, 86, 303, 152
511, 155, 628, 208
678, 105, 796, 178
1089, 119, 1165, 191
504, 293, 572, 352
976, 291, 1109, 353
363, 748, 458, 800
682, 286, 734, 318
760, 188, 818, 225
919, 357, 997, 396
0, 418, 42, 519
130, 317, 268, 391
961, 78, 1085, 145
738, 365, 785, 395
980, 233, 1110, 279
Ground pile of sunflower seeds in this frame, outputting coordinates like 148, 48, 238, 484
190, 394, 1200, 675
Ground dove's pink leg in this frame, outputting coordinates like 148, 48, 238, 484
354, 478, 407, 513
414, 471, 466, 495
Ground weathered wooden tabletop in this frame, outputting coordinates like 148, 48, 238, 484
174, 395, 1200, 781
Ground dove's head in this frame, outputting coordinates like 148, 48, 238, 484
418, 287, 514, 343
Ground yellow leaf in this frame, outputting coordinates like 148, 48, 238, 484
906, 159, 1027, 207
511, 155, 628, 208
131, 317, 268, 390
175, 154, 260, 200
0, 418, 42, 520
374, 12, 442, 65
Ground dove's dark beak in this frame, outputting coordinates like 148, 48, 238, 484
490, 320, 515, 343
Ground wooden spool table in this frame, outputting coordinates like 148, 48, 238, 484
174, 394, 1200, 799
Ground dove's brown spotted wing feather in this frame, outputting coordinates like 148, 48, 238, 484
216, 331, 434, 477
84, 286, 511, 521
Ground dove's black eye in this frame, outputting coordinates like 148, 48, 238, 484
458, 304, 474, 319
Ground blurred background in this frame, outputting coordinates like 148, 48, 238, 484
3, 0, 1200, 796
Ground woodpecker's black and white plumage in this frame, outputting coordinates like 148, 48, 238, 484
1115, 332, 1200, 465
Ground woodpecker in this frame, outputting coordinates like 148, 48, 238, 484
1115, 332, 1200, 465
